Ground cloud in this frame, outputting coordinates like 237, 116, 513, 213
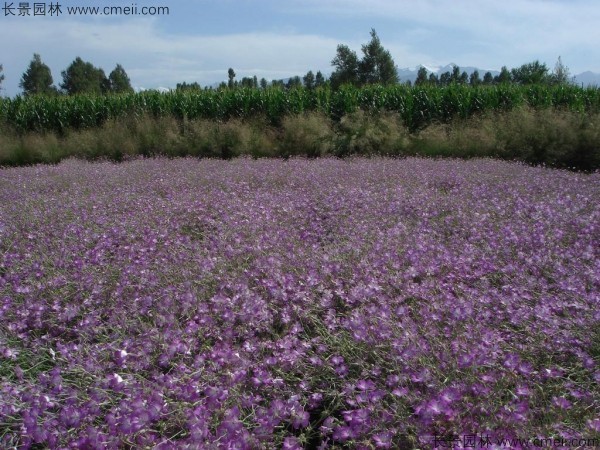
1, 0, 598, 97
0, 17, 339, 96
283, 0, 600, 71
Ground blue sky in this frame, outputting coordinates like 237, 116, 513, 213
1, 0, 599, 97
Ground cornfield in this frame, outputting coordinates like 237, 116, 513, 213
1, 84, 600, 134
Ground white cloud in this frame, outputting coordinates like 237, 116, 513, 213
0, 17, 339, 96
283, 0, 600, 71
1, 0, 598, 97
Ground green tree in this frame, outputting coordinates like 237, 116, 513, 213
428, 73, 439, 85
259, 77, 268, 89
315, 71, 326, 87
61, 57, 108, 95
303, 70, 315, 89
451, 65, 461, 83
240, 76, 255, 88
0, 64, 4, 93
483, 71, 494, 84
550, 56, 570, 85
469, 70, 481, 86
286, 76, 302, 89
20, 54, 56, 96
439, 71, 452, 85
227, 68, 236, 89
330, 44, 359, 89
108, 64, 133, 93
511, 60, 548, 85
494, 66, 511, 84
415, 67, 428, 86
176, 81, 201, 91
357, 29, 398, 85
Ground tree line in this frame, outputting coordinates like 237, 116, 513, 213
0, 29, 573, 97
0, 54, 133, 96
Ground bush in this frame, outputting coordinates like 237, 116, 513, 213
335, 110, 409, 156
280, 113, 334, 157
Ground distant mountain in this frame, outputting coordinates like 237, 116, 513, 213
572, 71, 600, 87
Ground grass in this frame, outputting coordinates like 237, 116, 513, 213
1, 107, 599, 170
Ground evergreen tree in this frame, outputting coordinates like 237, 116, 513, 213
108, 64, 133, 93
439, 71, 452, 85
240, 77, 255, 88
483, 71, 494, 84
176, 81, 201, 91
286, 76, 302, 89
428, 73, 439, 85
415, 67, 428, 86
20, 54, 56, 96
450, 65, 461, 84
303, 70, 315, 89
494, 66, 511, 84
315, 71, 325, 87
260, 78, 268, 89
469, 70, 481, 86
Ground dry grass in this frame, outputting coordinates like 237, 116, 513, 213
1, 109, 599, 170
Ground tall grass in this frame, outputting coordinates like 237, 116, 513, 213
2, 84, 600, 134
2, 108, 599, 170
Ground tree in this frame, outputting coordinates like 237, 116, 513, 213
108, 64, 133, 93
176, 81, 201, 91
227, 68, 236, 89
303, 70, 315, 89
358, 29, 397, 85
450, 65, 461, 84
428, 73, 439, 85
494, 66, 511, 84
286, 76, 302, 89
469, 70, 481, 86
511, 60, 548, 85
240, 76, 255, 88
0, 64, 4, 93
439, 71, 452, 85
483, 71, 494, 84
330, 44, 359, 89
61, 57, 108, 95
20, 54, 56, 96
415, 67, 428, 86
551, 56, 570, 85
259, 78, 268, 89
315, 71, 326, 87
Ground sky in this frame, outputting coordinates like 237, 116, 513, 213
1, 0, 599, 97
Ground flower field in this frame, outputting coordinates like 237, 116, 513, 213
0, 157, 598, 449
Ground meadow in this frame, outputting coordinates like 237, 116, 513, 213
0, 157, 598, 448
